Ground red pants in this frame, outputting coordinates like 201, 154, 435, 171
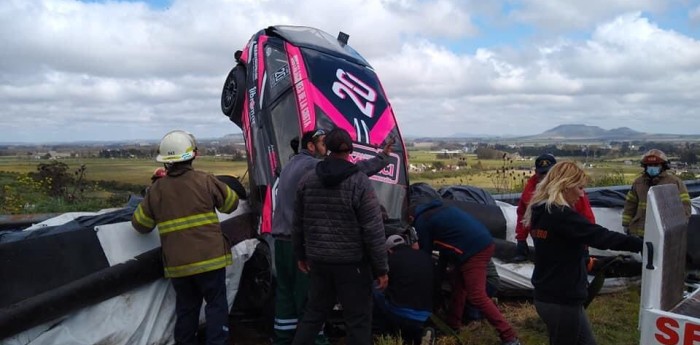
447, 244, 517, 342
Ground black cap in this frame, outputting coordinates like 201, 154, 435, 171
324, 128, 353, 153
535, 153, 556, 175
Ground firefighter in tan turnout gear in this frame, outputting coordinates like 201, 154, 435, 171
622, 149, 691, 236
131, 130, 239, 345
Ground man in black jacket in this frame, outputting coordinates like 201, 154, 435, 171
292, 128, 388, 345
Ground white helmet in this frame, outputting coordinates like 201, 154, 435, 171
156, 130, 197, 163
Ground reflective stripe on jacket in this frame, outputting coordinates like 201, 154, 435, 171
131, 165, 239, 278
622, 171, 691, 236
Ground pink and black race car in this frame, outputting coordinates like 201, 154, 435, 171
221, 25, 410, 235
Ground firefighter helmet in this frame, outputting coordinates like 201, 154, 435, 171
156, 130, 197, 163
641, 149, 668, 165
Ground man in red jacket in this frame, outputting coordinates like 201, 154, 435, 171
513, 154, 596, 262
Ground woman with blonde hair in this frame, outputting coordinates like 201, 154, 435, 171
523, 161, 642, 345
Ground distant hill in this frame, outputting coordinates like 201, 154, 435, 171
532, 124, 644, 139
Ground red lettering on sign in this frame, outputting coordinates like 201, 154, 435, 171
655, 316, 679, 345
684, 322, 700, 345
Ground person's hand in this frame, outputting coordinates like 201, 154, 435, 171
513, 240, 529, 262
375, 274, 389, 290
381, 136, 396, 155
516, 240, 529, 256
297, 260, 310, 273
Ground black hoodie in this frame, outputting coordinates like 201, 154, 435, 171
292, 157, 388, 277
530, 203, 642, 305
315, 157, 359, 187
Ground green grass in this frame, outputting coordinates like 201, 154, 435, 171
0, 156, 248, 186
374, 287, 641, 345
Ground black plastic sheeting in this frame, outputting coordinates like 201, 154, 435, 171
438, 185, 497, 206
0, 196, 140, 243
0, 227, 110, 308
408, 184, 507, 240
408, 182, 441, 205
493, 179, 700, 206
0, 248, 163, 340
586, 189, 627, 208
441, 200, 506, 240
0, 195, 149, 339
687, 215, 700, 269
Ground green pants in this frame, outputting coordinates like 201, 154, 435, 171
273, 239, 329, 345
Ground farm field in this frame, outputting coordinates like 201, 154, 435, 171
0, 156, 248, 186
406, 150, 644, 192
0, 152, 647, 190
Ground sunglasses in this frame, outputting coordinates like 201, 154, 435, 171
312, 129, 326, 139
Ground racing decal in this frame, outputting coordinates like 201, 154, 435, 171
249, 41, 258, 83
354, 118, 370, 144
272, 65, 290, 86
302, 49, 388, 130
351, 143, 401, 185
285, 43, 316, 133
241, 86, 254, 163
332, 68, 377, 118
368, 106, 397, 146
309, 87, 356, 140
247, 86, 257, 128
297, 49, 401, 148
256, 36, 268, 93
259, 72, 267, 109
260, 186, 272, 234
268, 145, 278, 178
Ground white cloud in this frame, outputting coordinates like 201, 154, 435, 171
508, 0, 670, 32
0, 0, 699, 142
690, 5, 700, 24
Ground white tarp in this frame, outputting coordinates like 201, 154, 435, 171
494, 258, 641, 295
495, 202, 641, 294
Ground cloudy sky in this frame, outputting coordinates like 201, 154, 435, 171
1, 0, 699, 143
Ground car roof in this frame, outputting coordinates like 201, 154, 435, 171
267, 25, 371, 68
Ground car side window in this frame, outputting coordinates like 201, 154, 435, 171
264, 44, 291, 103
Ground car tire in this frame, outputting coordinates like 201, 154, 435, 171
216, 175, 247, 200
221, 64, 246, 126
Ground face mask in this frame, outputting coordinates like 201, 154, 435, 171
646, 166, 661, 177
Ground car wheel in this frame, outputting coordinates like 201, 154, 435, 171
216, 175, 247, 200
221, 64, 246, 125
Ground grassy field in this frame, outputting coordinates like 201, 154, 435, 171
0, 156, 249, 186
406, 151, 643, 191
0, 151, 650, 192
